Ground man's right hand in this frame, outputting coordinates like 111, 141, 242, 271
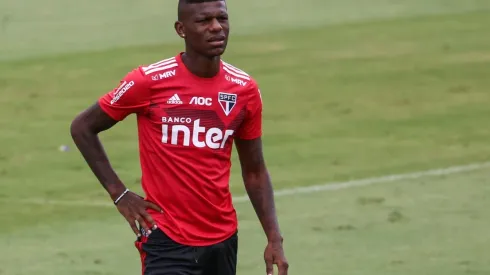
114, 191, 163, 237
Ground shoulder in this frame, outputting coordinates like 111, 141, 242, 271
221, 60, 259, 90
221, 60, 262, 106
137, 56, 180, 83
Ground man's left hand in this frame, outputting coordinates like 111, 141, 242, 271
264, 239, 289, 275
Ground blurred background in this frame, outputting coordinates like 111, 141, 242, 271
1, 0, 490, 274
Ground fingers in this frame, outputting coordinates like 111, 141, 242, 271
146, 201, 163, 213
136, 215, 153, 236
143, 201, 161, 230
143, 213, 157, 230
117, 194, 162, 236
277, 259, 289, 275
265, 257, 273, 275
126, 217, 141, 237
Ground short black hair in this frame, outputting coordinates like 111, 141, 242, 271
179, 0, 223, 3
178, 0, 225, 20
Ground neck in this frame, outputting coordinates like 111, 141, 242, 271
181, 50, 221, 78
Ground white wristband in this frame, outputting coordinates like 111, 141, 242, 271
114, 188, 130, 205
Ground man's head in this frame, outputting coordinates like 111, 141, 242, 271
175, 0, 230, 58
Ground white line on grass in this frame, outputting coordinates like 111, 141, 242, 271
3, 161, 490, 207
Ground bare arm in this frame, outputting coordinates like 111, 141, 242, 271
70, 102, 126, 200
235, 137, 288, 275
235, 137, 282, 242
70, 102, 161, 236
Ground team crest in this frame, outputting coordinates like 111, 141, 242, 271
218, 92, 237, 116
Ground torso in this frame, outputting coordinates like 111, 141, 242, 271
135, 53, 260, 246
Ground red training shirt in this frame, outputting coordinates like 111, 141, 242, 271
98, 53, 263, 246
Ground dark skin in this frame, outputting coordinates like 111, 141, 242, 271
235, 138, 289, 275
175, 0, 229, 77
71, 1, 288, 274
70, 103, 162, 237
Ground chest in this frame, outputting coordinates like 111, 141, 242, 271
145, 82, 248, 142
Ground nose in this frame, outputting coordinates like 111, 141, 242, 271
209, 18, 223, 32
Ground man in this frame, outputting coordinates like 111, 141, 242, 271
70, 0, 288, 274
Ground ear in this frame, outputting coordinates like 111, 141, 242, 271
174, 21, 186, 39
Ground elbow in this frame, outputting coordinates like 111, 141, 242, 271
70, 117, 81, 139
70, 115, 89, 141
70, 124, 82, 146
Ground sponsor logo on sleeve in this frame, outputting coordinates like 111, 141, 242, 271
111, 80, 135, 105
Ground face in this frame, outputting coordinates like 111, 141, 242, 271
175, 1, 230, 58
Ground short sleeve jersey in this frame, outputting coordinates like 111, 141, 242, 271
98, 53, 262, 246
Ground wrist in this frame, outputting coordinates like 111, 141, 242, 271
113, 188, 130, 205
267, 233, 283, 243
107, 184, 128, 201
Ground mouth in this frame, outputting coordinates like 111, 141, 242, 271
207, 35, 226, 46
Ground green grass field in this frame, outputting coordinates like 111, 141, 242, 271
1, 0, 490, 274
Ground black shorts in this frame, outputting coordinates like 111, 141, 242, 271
135, 227, 238, 275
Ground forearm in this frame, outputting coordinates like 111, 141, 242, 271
244, 171, 282, 242
70, 122, 126, 200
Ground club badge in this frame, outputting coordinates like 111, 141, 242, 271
218, 92, 237, 116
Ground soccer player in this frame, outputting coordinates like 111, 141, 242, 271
70, 0, 288, 274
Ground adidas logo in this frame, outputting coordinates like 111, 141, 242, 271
167, 94, 183, 105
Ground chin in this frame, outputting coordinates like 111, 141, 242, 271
206, 47, 226, 58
